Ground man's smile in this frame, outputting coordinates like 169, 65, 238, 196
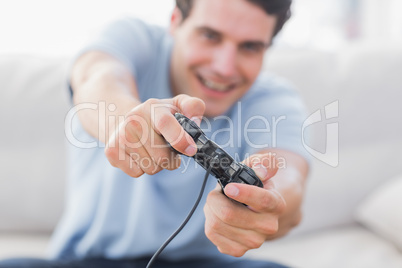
196, 73, 240, 98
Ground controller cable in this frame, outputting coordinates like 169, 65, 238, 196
146, 158, 216, 268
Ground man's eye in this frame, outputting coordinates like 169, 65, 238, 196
203, 31, 219, 41
241, 43, 263, 53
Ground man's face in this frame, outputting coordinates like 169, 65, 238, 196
170, 0, 277, 117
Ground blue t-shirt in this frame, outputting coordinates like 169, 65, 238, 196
49, 18, 309, 261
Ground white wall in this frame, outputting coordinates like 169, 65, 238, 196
0, 0, 400, 56
0, 0, 175, 56
360, 0, 402, 42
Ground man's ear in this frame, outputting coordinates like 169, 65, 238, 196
169, 7, 183, 36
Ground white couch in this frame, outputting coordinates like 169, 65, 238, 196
1, 43, 402, 268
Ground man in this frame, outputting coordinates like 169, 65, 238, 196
0, 0, 309, 267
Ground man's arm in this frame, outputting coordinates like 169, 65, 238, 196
204, 149, 308, 257
258, 149, 309, 239
70, 51, 205, 176
71, 51, 141, 144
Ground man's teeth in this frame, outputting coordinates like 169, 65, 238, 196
201, 77, 232, 91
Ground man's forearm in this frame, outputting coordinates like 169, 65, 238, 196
259, 149, 309, 239
71, 51, 141, 144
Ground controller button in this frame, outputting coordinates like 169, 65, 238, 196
239, 170, 257, 185
198, 135, 208, 144
227, 167, 236, 177
230, 162, 240, 171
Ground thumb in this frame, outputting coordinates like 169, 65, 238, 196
172, 94, 205, 122
243, 153, 278, 183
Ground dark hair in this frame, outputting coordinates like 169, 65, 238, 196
175, 0, 292, 37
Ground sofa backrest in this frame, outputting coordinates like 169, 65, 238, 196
0, 43, 401, 235
0, 55, 70, 233
264, 43, 402, 234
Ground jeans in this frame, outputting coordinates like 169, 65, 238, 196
0, 257, 289, 268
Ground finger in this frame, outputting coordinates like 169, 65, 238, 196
108, 150, 144, 178
242, 153, 278, 183
124, 152, 145, 178
204, 202, 265, 250
204, 205, 250, 257
172, 94, 205, 121
207, 187, 277, 235
207, 187, 259, 229
105, 134, 144, 177
125, 147, 162, 176
127, 100, 183, 169
152, 110, 198, 156
208, 232, 249, 258
142, 128, 182, 170
121, 126, 161, 175
224, 183, 286, 214
149, 95, 204, 156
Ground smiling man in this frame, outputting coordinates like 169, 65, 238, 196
0, 0, 309, 267
170, 0, 276, 117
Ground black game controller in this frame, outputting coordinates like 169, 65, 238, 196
146, 113, 264, 267
171, 113, 263, 192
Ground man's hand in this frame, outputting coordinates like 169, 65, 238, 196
104, 94, 205, 177
203, 153, 287, 257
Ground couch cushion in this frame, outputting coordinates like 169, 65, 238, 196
0, 54, 70, 232
246, 225, 402, 268
355, 174, 402, 252
0, 233, 50, 259
264, 43, 402, 149
264, 43, 402, 233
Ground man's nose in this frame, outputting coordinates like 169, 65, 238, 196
211, 43, 238, 78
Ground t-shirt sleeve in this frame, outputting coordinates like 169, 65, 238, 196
67, 17, 166, 99
240, 74, 311, 163
76, 17, 163, 79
